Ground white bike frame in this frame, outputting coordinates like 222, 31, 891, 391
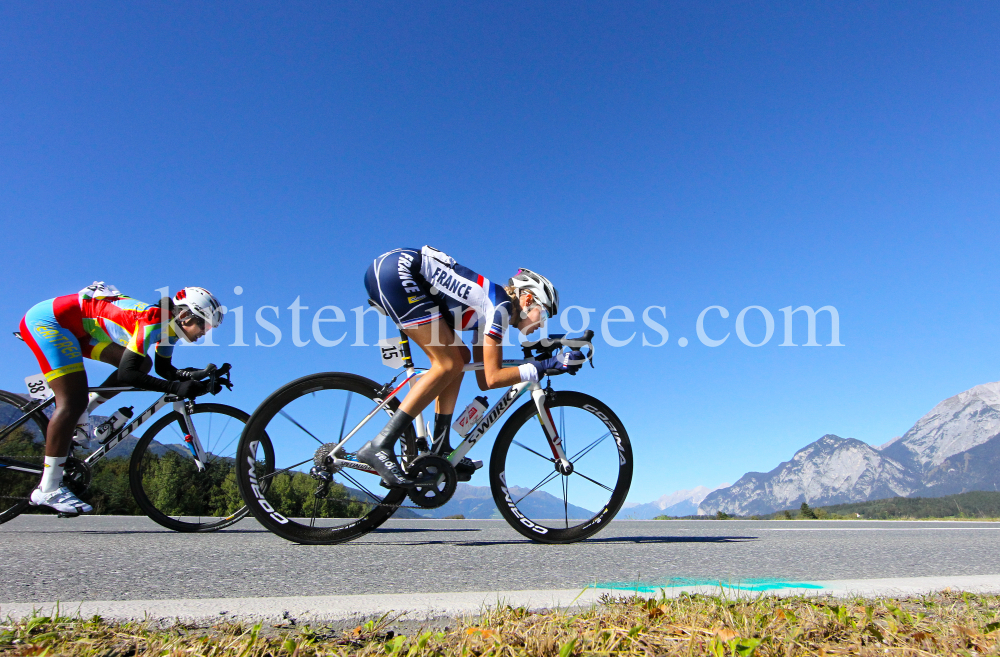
3, 386, 211, 475
326, 349, 571, 474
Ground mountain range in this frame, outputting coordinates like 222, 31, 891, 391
412, 482, 594, 520
699, 381, 1000, 516
621, 485, 729, 518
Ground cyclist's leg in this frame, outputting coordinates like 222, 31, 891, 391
356, 319, 467, 486
45, 372, 89, 459
19, 302, 93, 512
396, 321, 467, 416
429, 341, 470, 453
82, 343, 148, 412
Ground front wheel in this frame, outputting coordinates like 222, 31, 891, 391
490, 391, 632, 543
129, 403, 267, 532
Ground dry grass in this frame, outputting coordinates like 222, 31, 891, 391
5, 590, 1000, 655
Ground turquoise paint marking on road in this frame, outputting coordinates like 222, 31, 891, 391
596, 578, 825, 593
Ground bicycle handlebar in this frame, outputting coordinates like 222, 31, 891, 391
521, 330, 596, 372
184, 363, 234, 396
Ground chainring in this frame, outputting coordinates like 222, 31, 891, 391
406, 454, 457, 509
63, 457, 92, 498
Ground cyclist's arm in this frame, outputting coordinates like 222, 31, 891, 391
154, 352, 177, 380
118, 349, 174, 393
473, 335, 523, 391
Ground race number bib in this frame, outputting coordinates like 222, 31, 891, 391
24, 374, 52, 400
79, 281, 121, 302
378, 338, 404, 369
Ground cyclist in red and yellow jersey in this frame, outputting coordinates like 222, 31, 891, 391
18, 282, 224, 514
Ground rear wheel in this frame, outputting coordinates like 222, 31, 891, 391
489, 391, 632, 543
236, 373, 417, 545
129, 403, 266, 532
0, 390, 49, 524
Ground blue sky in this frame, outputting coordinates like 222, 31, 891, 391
2, 2, 999, 504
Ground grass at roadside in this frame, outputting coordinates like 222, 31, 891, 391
5, 590, 1000, 656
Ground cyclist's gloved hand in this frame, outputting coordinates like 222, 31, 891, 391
170, 380, 209, 398
177, 364, 217, 380
531, 350, 587, 376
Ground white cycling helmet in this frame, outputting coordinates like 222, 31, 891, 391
173, 287, 224, 329
508, 268, 559, 316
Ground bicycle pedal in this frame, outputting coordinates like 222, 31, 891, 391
56, 512, 81, 519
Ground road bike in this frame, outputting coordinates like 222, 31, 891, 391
236, 329, 632, 545
0, 361, 273, 531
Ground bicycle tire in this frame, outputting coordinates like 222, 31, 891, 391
129, 403, 269, 532
489, 390, 632, 543
0, 389, 49, 524
236, 372, 415, 545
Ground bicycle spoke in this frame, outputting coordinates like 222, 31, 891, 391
338, 393, 352, 442
572, 469, 615, 493
279, 410, 324, 445
512, 439, 554, 464
309, 496, 319, 528
569, 431, 611, 463
514, 469, 560, 505
209, 433, 240, 462
207, 414, 235, 454
259, 458, 313, 482
337, 470, 383, 505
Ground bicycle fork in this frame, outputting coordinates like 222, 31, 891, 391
175, 401, 208, 472
529, 386, 572, 472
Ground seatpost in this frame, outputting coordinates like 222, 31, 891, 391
398, 329, 414, 371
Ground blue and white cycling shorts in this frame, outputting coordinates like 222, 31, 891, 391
364, 249, 443, 329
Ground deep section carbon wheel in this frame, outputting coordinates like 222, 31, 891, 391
236, 373, 417, 545
129, 403, 266, 532
489, 390, 632, 543
0, 390, 48, 524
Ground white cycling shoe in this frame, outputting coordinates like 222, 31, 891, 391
29, 486, 93, 514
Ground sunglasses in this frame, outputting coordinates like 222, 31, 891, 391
179, 311, 206, 330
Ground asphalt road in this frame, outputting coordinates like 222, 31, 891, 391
3, 516, 1000, 604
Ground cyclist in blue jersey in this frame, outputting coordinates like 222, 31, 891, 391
359, 246, 584, 487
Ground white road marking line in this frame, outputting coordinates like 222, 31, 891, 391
758, 526, 1000, 531
5, 574, 1000, 624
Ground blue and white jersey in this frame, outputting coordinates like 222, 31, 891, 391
418, 246, 513, 341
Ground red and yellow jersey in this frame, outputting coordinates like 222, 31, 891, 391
51, 285, 178, 357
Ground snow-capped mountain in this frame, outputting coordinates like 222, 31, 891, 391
699, 381, 1000, 515
698, 435, 919, 516
622, 485, 729, 518
881, 382, 1000, 472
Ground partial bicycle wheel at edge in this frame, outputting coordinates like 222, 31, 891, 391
235, 372, 416, 545
0, 389, 49, 524
489, 390, 632, 543
129, 403, 268, 532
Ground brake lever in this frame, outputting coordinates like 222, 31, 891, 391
213, 364, 234, 393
